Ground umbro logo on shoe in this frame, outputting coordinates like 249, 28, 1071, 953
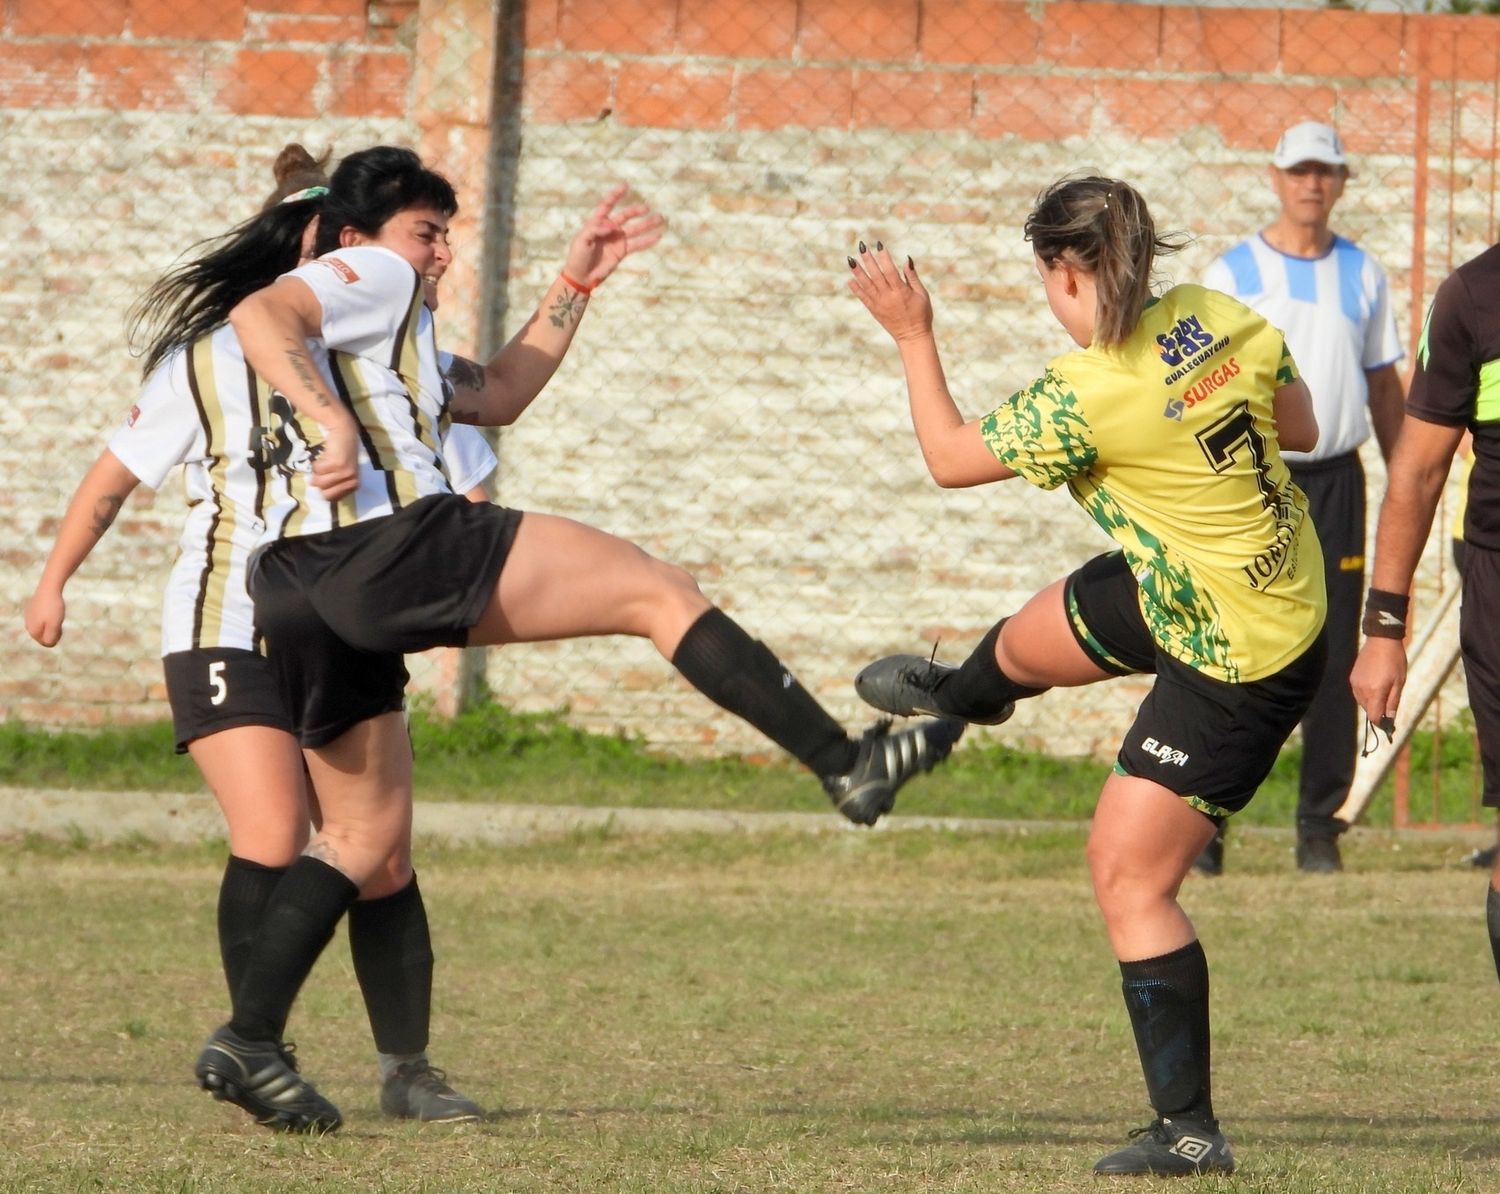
1169, 1133, 1216, 1163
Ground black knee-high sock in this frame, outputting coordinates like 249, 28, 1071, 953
672, 608, 857, 777
934, 618, 1048, 720
1120, 940, 1214, 1124
1487, 886, 1500, 984
217, 856, 288, 1002
348, 876, 433, 1056
229, 856, 359, 1043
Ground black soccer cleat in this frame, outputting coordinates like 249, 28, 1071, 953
380, 1059, 483, 1123
822, 717, 965, 826
854, 654, 1015, 726
1093, 1116, 1235, 1176
194, 1024, 342, 1133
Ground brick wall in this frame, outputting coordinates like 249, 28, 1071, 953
6, 1, 1491, 762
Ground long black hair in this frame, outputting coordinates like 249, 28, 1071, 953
311, 146, 458, 258
127, 144, 330, 377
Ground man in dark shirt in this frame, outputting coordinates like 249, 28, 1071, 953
1352, 243, 1500, 976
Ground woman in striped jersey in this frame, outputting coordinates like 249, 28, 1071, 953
25, 146, 492, 1130
188, 145, 963, 1129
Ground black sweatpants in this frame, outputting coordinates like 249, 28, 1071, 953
1288, 453, 1365, 837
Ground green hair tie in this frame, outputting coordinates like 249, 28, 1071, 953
281, 185, 328, 204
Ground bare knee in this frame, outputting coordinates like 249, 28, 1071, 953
632, 557, 711, 645
359, 850, 415, 899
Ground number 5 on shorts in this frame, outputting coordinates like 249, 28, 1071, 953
208, 660, 228, 706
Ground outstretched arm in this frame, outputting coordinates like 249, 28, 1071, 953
25, 449, 142, 647
847, 243, 1014, 488
447, 184, 665, 426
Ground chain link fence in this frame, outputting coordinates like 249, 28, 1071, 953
3, 0, 1492, 769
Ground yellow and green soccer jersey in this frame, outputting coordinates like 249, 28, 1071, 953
981, 284, 1326, 682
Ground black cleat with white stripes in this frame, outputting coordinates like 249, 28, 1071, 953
822, 717, 965, 826
194, 1024, 342, 1134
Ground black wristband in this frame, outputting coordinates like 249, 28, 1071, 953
1362, 588, 1410, 639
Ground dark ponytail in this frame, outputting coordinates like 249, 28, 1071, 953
127, 144, 331, 377
1024, 175, 1187, 348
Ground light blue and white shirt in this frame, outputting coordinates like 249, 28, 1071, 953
1204, 234, 1403, 463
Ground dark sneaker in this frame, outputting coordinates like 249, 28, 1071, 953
1296, 834, 1342, 873
854, 654, 1015, 725
380, 1059, 483, 1123
1192, 824, 1226, 877
194, 1024, 341, 1133
1467, 844, 1499, 869
1093, 1116, 1235, 1176
822, 718, 965, 826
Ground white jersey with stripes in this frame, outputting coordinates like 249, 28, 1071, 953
107, 321, 495, 656
262, 245, 458, 542
1204, 233, 1403, 463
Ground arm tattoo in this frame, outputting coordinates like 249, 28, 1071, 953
90, 494, 125, 539
548, 290, 588, 329
443, 355, 487, 393
283, 340, 332, 409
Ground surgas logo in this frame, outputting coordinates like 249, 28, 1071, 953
1156, 315, 1214, 367
1181, 356, 1241, 408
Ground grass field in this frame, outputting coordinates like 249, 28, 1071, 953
3, 827, 1498, 1192
1, 700, 1492, 829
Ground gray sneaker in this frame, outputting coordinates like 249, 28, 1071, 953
822, 717, 965, 826
194, 1024, 342, 1133
380, 1059, 483, 1123
855, 654, 1015, 725
1093, 1116, 1235, 1176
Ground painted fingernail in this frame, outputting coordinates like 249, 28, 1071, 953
875, 241, 883, 252
858, 241, 867, 254
907, 256, 915, 270
847, 256, 857, 269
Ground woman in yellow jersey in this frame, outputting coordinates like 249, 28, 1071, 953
847, 175, 1327, 1177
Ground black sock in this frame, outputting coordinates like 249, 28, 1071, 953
1120, 940, 1214, 1124
217, 855, 288, 1003
229, 856, 359, 1043
348, 876, 433, 1056
934, 618, 1048, 720
1487, 886, 1500, 985
672, 608, 856, 776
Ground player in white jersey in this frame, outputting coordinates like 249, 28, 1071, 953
24, 147, 490, 1130
190, 146, 964, 1129
1201, 120, 1405, 874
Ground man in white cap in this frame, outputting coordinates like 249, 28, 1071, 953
1201, 119, 1406, 874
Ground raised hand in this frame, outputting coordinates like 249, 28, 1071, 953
561, 183, 666, 291
846, 241, 933, 344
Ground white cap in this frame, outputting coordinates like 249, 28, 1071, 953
1272, 121, 1348, 170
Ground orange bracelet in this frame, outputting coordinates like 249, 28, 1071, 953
561, 272, 593, 295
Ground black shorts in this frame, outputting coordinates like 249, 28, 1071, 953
1064, 551, 1155, 676
1459, 543, 1500, 807
162, 647, 294, 753
252, 495, 520, 747
1063, 551, 1327, 818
